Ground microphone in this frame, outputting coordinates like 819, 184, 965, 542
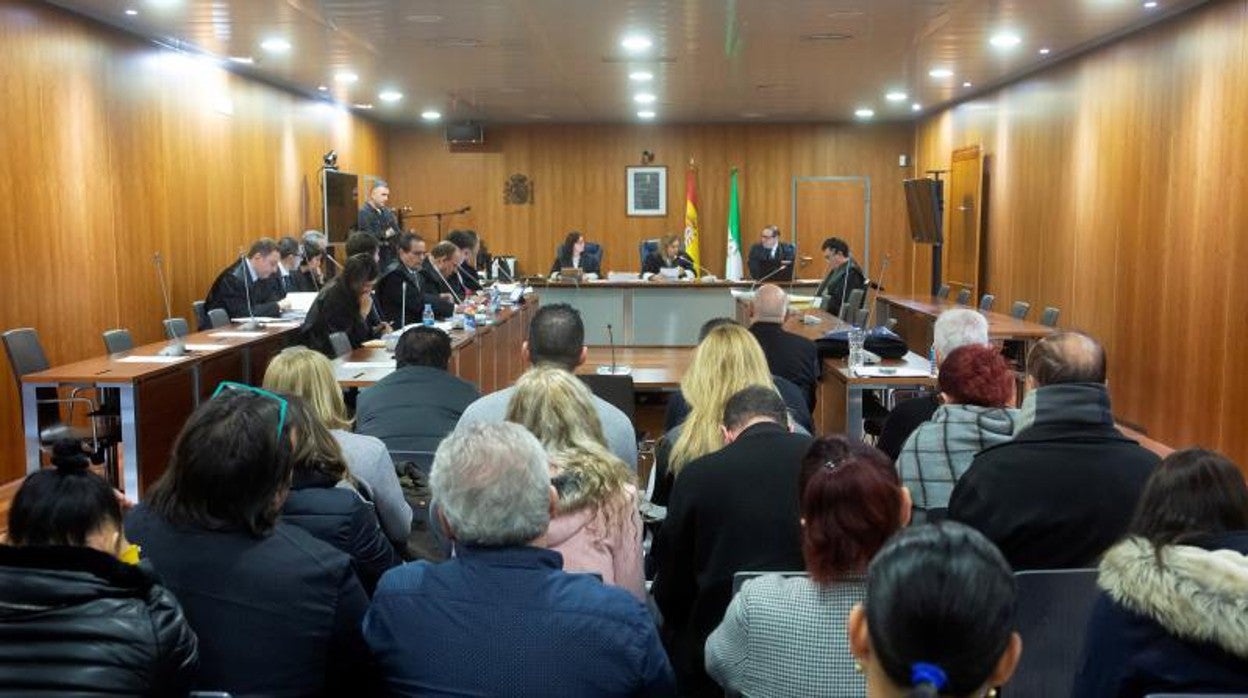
237, 251, 260, 331
400, 280, 407, 328
433, 263, 463, 305
596, 323, 632, 375
838, 254, 855, 323
153, 252, 186, 357
862, 253, 892, 329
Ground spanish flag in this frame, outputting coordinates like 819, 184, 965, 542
684, 161, 702, 277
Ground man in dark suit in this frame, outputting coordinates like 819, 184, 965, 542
204, 237, 290, 318
653, 386, 810, 697
446, 229, 483, 293
813, 236, 866, 314
748, 284, 820, 410
376, 233, 454, 324
270, 236, 303, 298
358, 181, 398, 242
420, 241, 466, 305
355, 326, 480, 454
949, 332, 1160, 570
746, 225, 795, 281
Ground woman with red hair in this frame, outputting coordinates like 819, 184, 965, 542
896, 343, 1019, 513
705, 436, 910, 696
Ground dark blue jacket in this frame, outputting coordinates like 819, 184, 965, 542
364, 545, 676, 697
355, 365, 480, 453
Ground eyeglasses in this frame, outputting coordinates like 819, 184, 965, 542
211, 381, 288, 440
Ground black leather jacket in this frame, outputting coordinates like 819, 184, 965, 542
0, 544, 198, 695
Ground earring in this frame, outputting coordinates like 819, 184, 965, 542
854, 661, 864, 674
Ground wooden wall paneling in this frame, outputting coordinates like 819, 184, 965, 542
794, 179, 868, 271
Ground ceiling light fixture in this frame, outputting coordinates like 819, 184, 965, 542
989, 32, 1022, 49
963, 81, 973, 87
629, 71, 654, 82
353, 103, 374, 110
911, 103, 922, 112
317, 85, 328, 91
260, 37, 291, 53
621, 34, 653, 53
228, 56, 254, 64
378, 90, 403, 103
886, 91, 908, 102
929, 68, 953, 79
855, 108, 875, 119
334, 71, 359, 83
634, 93, 657, 104
1039, 47, 1051, 55
125, 9, 138, 15
1144, 1, 1158, 7
637, 110, 656, 119
421, 110, 442, 121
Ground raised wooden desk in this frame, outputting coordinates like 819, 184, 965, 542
20, 323, 295, 496
875, 293, 1053, 354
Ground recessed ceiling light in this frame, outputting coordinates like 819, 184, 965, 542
228, 56, 254, 64
421, 110, 442, 121
911, 103, 922, 112
963, 81, 973, 88
378, 90, 403, 103
929, 68, 953, 79
988, 31, 1018, 48
334, 71, 359, 83
353, 103, 374, 110
637, 110, 656, 119
634, 93, 657, 104
317, 85, 328, 91
260, 37, 291, 53
855, 108, 875, 119
886, 91, 908, 102
1143, 1, 1158, 7
629, 71, 654, 82
124, 8, 138, 15
1039, 47, 1051, 55
621, 34, 653, 53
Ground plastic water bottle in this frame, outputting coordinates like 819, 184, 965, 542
929, 344, 938, 377
422, 304, 434, 327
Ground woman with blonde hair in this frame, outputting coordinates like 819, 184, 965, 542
505, 366, 644, 600
263, 346, 412, 546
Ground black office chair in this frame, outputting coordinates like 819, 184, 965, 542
936, 284, 951, 300
207, 308, 230, 329
638, 239, 660, 270
163, 317, 190, 341
3, 328, 104, 469
579, 374, 636, 422
1006, 568, 1099, 697
955, 288, 973, 306
1040, 306, 1061, 327
1011, 300, 1031, 320
328, 331, 352, 358
101, 328, 133, 354
192, 300, 210, 331
388, 450, 436, 477
979, 293, 996, 312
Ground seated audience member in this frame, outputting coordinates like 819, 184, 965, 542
877, 308, 990, 460
643, 233, 695, 280
420, 240, 468, 305
293, 239, 326, 292
299, 253, 391, 358
1074, 448, 1248, 697
706, 436, 910, 697
0, 441, 198, 695
272, 235, 303, 296
505, 366, 644, 600
346, 229, 381, 264
896, 344, 1019, 512
264, 346, 412, 545
125, 387, 374, 696
550, 230, 602, 277
747, 225, 795, 281
363, 423, 675, 697
948, 331, 1160, 569
749, 283, 820, 409
446, 229, 483, 293
656, 322, 810, 505
376, 232, 453, 325
813, 237, 866, 314
653, 386, 811, 696
280, 396, 400, 594
204, 237, 291, 318
457, 303, 637, 469
356, 326, 479, 454
849, 522, 1022, 698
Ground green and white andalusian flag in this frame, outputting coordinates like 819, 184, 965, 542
725, 168, 743, 280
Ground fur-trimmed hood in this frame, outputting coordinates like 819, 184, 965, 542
1099, 535, 1248, 659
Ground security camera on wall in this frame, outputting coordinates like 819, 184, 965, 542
641, 150, 655, 165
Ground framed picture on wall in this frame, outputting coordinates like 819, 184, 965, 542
626, 166, 667, 216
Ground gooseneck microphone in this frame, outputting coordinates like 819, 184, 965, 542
596, 323, 632, 376
400, 280, 407, 328
154, 252, 186, 357
237, 251, 260, 332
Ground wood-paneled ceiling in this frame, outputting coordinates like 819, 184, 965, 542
46, 0, 1210, 125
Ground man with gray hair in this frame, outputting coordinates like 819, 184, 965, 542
363, 423, 674, 697
876, 308, 990, 459
748, 284, 820, 409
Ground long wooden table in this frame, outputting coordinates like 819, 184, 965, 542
875, 293, 1054, 355
20, 323, 296, 496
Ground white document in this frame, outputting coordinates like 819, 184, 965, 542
209, 331, 268, 338
116, 355, 189, 364
852, 366, 933, 378
182, 343, 229, 352
342, 361, 395, 369
283, 292, 318, 313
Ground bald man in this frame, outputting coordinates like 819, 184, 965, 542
949, 331, 1159, 570
747, 284, 820, 410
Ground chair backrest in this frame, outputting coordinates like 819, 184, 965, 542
732, 570, 808, 595
2, 328, 50, 384
163, 317, 189, 341
936, 284, 951, 299
101, 328, 133, 354
955, 288, 973, 305
1040, 306, 1060, 327
846, 287, 866, 311
1008, 568, 1099, 697
838, 302, 854, 322
979, 293, 996, 312
1011, 300, 1032, 320
579, 374, 636, 421
328, 331, 353, 358
207, 308, 231, 329
192, 300, 209, 331
639, 238, 660, 270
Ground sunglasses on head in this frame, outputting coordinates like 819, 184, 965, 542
211, 381, 288, 440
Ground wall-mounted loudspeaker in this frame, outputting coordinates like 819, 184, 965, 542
446, 123, 485, 144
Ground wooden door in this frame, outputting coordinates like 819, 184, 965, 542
943, 146, 984, 299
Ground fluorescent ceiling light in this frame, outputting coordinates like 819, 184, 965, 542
629, 71, 654, 82
637, 110, 656, 119
260, 37, 291, 53
335, 71, 359, 83
621, 35, 652, 52
634, 93, 656, 104
855, 108, 875, 119
990, 32, 1022, 49
886, 91, 908, 102
929, 68, 953, 78
421, 110, 442, 120
378, 90, 403, 103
